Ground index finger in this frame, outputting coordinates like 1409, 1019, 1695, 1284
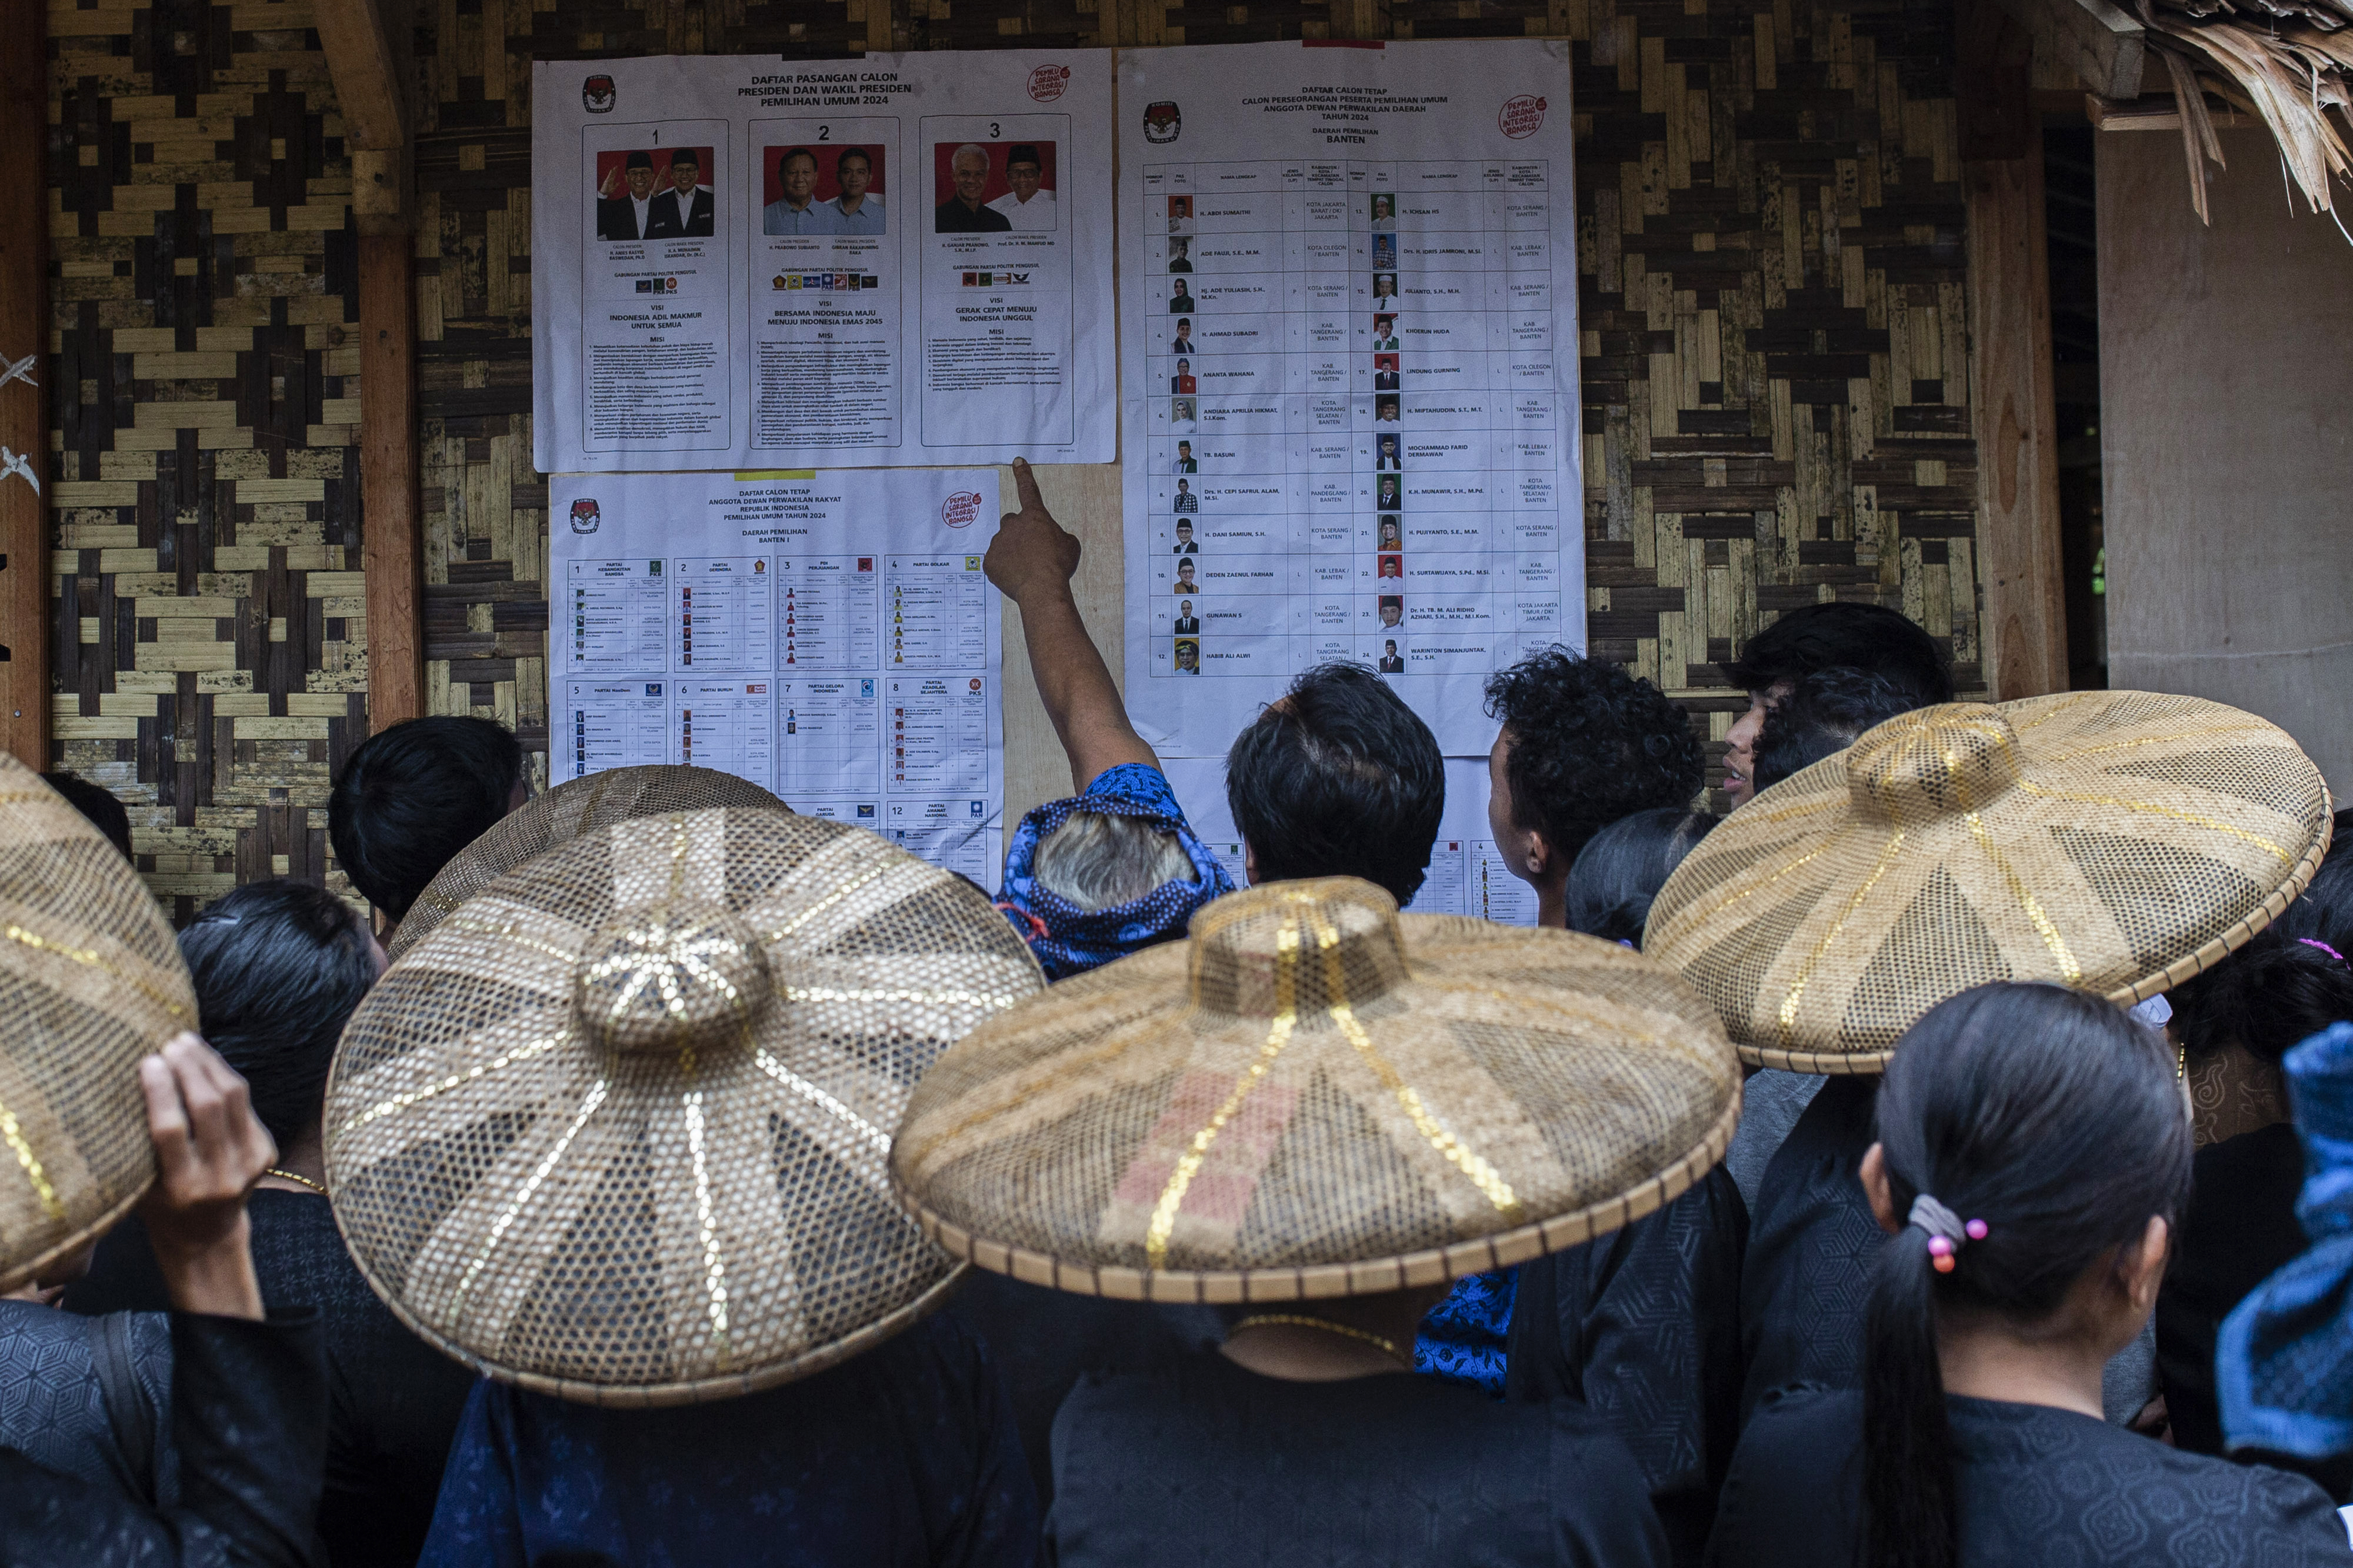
1011, 457, 1044, 513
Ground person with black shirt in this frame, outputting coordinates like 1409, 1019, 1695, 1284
645, 148, 714, 238
1719, 602, 1951, 809
69, 880, 476, 1568
935, 143, 1012, 233
594, 151, 658, 240
1708, 983, 2350, 1566
1173, 600, 1199, 635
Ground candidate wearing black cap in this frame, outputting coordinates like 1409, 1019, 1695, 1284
596, 150, 659, 241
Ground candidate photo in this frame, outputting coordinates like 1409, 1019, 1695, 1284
1371, 192, 1395, 228
1168, 278, 1195, 313
934, 142, 1016, 233
1371, 232, 1397, 270
1374, 352, 1401, 391
1372, 313, 1399, 349
1170, 396, 1197, 430
1175, 560, 1199, 593
1377, 595, 1402, 628
761, 144, 886, 236
988, 144, 1058, 231
1375, 395, 1400, 422
1171, 319, 1195, 353
1377, 475, 1401, 510
1172, 358, 1196, 395
1174, 638, 1201, 673
1167, 194, 1193, 234
1174, 600, 1201, 635
1168, 236, 1192, 273
1372, 273, 1397, 302
596, 145, 718, 241
1377, 554, 1403, 580
1174, 440, 1197, 473
1378, 638, 1404, 673
1377, 433, 1401, 471
1172, 481, 1198, 515
1173, 519, 1198, 552
1377, 516, 1402, 550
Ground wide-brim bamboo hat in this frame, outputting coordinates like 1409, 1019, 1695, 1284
1645, 692, 2332, 1074
326, 807, 1044, 1406
0, 759, 197, 1292
893, 878, 1741, 1303
388, 766, 788, 960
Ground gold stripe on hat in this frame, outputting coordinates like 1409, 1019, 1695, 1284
1309, 906, 1522, 1221
4, 923, 189, 1021
781, 985, 1024, 1012
682, 1089, 732, 1368
1944, 724, 2081, 985
754, 1049, 893, 1158
451, 1077, 609, 1315
1777, 829, 1908, 1047
2015, 780, 2294, 866
338, 1032, 565, 1135
0, 1096, 61, 1220
1145, 916, 1302, 1269
764, 856, 904, 943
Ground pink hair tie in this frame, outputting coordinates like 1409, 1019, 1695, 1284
2301, 938, 2348, 967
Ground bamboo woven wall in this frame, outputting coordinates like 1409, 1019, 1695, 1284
46, 0, 1979, 914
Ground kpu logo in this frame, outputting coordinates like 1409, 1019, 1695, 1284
583, 74, 616, 113
569, 498, 602, 535
1143, 101, 1181, 144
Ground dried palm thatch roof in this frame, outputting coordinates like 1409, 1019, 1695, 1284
2132, 0, 2353, 227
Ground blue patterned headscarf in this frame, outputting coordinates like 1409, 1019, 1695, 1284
2219, 1020, 2353, 1459
995, 763, 1236, 982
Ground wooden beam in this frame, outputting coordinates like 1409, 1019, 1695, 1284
359, 235, 425, 731
313, 0, 408, 152
1960, 0, 2071, 700
0, 0, 49, 769
1989, 0, 2144, 102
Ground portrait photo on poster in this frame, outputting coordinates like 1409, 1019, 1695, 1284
593, 143, 718, 241
759, 142, 888, 236
933, 139, 1059, 232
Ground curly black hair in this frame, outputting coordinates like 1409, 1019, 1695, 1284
1751, 666, 1917, 795
1484, 647, 1707, 870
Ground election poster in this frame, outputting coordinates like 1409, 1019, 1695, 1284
1115, 40, 1583, 759
548, 470, 1007, 885
535, 53, 1116, 471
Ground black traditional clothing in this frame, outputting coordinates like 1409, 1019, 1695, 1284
1508, 1165, 1747, 1564
0, 1309, 327, 1568
0, 1300, 176, 1502
1707, 1383, 2352, 1566
420, 1313, 1038, 1567
2161, 1122, 2309, 1457
68, 1189, 476, 1567
1737, 1073, 1881, 1419
1047, 1349, 1671, 1567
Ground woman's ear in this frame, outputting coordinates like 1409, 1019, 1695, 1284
2118, 1215, 2170, 1314
1861, 1143, 1902, 1235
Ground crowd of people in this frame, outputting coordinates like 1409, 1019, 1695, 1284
0, 458, 2348, 1565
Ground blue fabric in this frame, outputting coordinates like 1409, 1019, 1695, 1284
1415, 1267, 1516, 1395
995, 763, 1235, 982
2219, 1020, 2353, 1460
418, 1313, 1039, 1567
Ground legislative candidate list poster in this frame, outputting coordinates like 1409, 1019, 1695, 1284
534, 53, 1115, 472
548, 471, 1006, 885
1118, 40, 1582, 759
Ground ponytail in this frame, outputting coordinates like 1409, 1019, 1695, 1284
1858, 983, 2194, 1568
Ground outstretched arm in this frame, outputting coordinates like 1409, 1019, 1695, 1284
984, 458, 1158, 793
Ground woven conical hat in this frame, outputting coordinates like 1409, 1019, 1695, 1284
388, 766, 788, 960
325, 808, 1043, 1406
1645, 692, 2332, 1075
0, 758, 196, 1291
893, 879, 1740, 1304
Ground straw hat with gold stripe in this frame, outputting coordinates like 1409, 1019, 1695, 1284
1644, 692, 2331, 1074
0, 758, 196, 1291
892, 878, 1740, 1303
388, 765, 788, 960
327, 807, 1042, 1405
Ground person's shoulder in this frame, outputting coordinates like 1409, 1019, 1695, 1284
1732, 1382, 1861, 1476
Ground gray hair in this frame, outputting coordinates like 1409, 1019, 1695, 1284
1033, 810, 1197, 911
952, 144, 992, 172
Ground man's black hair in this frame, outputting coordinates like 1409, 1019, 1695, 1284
2172, 927, 2353, 1067
781, 146, 818, 169
181, 879, 379, 1146
1564, 806, 1716, 947
41, 772, 133, 862
1484, 646, 1707, 870
835, 146, 871, 170
1225, 663, 1442, 905
1724, 600, 1954, 705
1749, 666, 1917, 795
329, 716, 524, 920
2276, 806, 2353, 957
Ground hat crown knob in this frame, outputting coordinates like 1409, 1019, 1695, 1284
575, 900, 772, 1059
1847, 703, 2023, 825
1188, 879, 1408, 1019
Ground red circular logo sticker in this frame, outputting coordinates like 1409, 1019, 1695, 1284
942, 491, 984, 529
1028, 64, 1071, 102
1499, 94, 1547, 139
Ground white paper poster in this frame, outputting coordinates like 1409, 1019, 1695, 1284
534, 53, 1116, 472
1117, 39, 1582, 759
1157, 756, 1537, 923
548, 471, 1006, 885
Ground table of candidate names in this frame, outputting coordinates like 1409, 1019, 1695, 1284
1141, 157, 1565, 682
559, 546, 994, 879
